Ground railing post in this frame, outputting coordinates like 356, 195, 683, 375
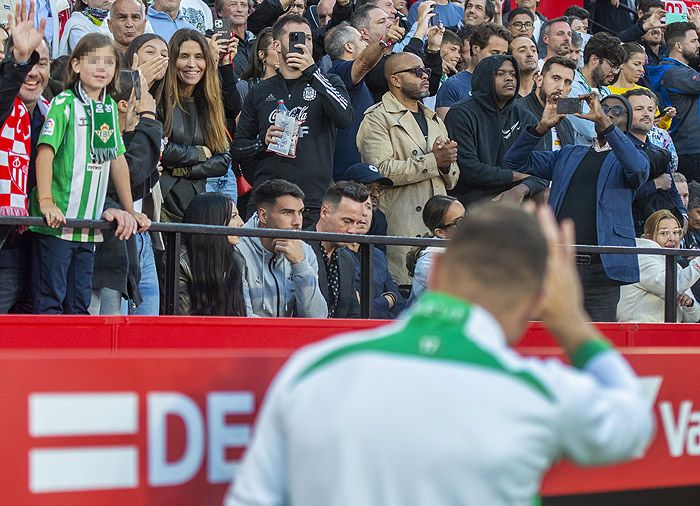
163, 232, 181, 315
664, 254, 678, 323
359, 242, 373, 319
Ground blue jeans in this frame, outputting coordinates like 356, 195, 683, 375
206, 166, 238, 203
32, 233, 95, 314
122, 232, 160, 315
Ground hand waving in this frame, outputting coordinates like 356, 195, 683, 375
9, 0, 46, 63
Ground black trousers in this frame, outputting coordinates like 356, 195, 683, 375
577, 262, 621, 323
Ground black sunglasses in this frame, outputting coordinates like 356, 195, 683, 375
601, 103, 626, 117
393, 66, 432, 78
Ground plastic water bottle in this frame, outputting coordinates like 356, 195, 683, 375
268, 99, 296, 156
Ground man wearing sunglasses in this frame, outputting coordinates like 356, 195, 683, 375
503, 91, 650, 322
357, 52, 459, 286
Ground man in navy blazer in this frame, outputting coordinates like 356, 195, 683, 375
503, 92, 650, 322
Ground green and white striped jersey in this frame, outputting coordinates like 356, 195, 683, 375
226, 292, 654, 506
29, 89, 125, 242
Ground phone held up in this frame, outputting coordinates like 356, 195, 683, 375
556, 97, 583, 115
119, 69, 141, 101
214, 18, 232, 40
288, 31, 305, 54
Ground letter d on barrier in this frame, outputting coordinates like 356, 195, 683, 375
148, 392, 204, 486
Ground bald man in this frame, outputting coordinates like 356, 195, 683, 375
357, 52, 459, 285
109, 0, 148, 54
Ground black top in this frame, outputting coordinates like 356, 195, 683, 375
412, 111, 429, 144
558, 149, 611, 246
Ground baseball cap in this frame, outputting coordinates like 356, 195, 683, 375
342, 163, 394, 186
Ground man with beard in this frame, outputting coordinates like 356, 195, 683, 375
647, 22, 700, 186
568, 32, 623, 146
517, 55, 576, 151
357, 52, 458, 285
510, 35, 537, 98
445, 54, 547, 207
539, 17, 571, 66
0, 1, 50, 313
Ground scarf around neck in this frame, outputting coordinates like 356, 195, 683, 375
84, 6, 109, 25
77, 82, 119, 163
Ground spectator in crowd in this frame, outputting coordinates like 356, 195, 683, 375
564, 5, 590, 33
159, 29, 235, 222
506, 7, 535, 40
91, 73, 163, 315
461, 0, 494, 28
347, 193, 406, 319
233, 15, 352, 226
623, 88, 686, 236
0, 1, 50, 313
308, 0, 335, 30
647, 22, 700, 185
309, 181, 367, 318
617, 6, 668, 46
31, 0, 71, 59
439, 28, 461, 78
343, 162, 392, 246
357, 52, 458, 285
216, 0, 257, 77
179, 0, 213, 33
30, 34, 149, 314
568, 17, 586, 38
510, 35, 537, 98
517, 56, 576, 151
682, 181, 700, 252
108, 0, 148, 56
325, 20, 400, 179
539, 17, 572, 65
146, 0, 197, 42
505, 0, 546, 41
407, 0, 463, 28
237, 28, 277, 105
570, 29, 584, 69
59, 0, 113, 55
503, 92, 649, 321
225, 204, 653, 506
618, 210, 700, 323
236, 179, 327, 318
568, 32, 623, 145
124, 34, 169, 102
675, 172, 689, 209
178, 193, 247, 315
445, 54, 546, 206
640, 17, 665, 67
436, 22, 510, 119
406, 194, 463, 304
456, 25, 472, 71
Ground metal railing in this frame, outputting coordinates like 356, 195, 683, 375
0, 216, 694, 322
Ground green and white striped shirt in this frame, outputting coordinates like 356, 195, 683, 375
30, 89, 125, 242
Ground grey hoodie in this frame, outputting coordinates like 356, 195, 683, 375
236, 215, 328, 318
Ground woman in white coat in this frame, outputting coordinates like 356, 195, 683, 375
618, 209, 700, 323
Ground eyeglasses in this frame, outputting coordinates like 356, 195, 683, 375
601, 103, 626, 117
363, 184, 386, 197
510, 21, 534, 29
438, 216, 463, 230
657, 228, 683, 239
602, 58, 621, 73
393, 66, 432, 78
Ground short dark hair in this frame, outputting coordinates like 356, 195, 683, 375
457, 25, 474, 43
253, 179, 305, 209
623, 86, 658, 104
637, 0, 663, 14
442, 29, 461, 48
441, 203, 547, 294
322, 181, 370, 208
665, 21, 698, 49
272, 14, 311, 41
350, 3, 383, 30
583, 32, 624, 66
564, 5, 590, 20
541, 55, 576, 77
542, 16, 570, 37
471, 22, 512, 53
508, 7, 535, 22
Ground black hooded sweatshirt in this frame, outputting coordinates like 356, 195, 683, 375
444, 54, 548, 206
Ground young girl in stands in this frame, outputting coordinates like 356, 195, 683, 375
31, 33, 149, 314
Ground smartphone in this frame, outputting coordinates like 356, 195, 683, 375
119, 69, 141, 101
556, 97, 583, 115
289, 31, 305, 54
214, 18, 231, 40
665, 12, 688, 24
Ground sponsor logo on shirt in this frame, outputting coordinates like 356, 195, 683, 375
41, 119, 54, 137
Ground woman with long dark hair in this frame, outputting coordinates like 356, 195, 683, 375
179, 193, 247, 316
236, 27, 278, 106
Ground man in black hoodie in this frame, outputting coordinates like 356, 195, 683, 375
445, 54, 547, 206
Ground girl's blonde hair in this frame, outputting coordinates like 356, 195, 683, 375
66, 33, 121, 97
162, 29, 229, 153
642, 209, 680, 240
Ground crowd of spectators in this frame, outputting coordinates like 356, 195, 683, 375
2, 0, 700, 323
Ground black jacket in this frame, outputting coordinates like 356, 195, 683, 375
308, 239, 360, 319
444, 54, 548, 205
232, 64, 352, 209
517, 90, 575, 151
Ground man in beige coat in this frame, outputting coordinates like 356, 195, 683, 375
357, 52, 459, 285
